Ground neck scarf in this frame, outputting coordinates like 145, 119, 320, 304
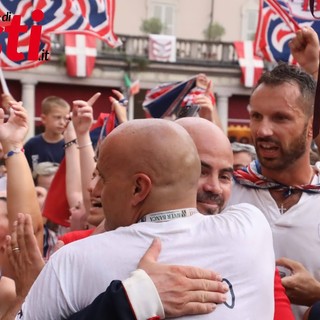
233, 160, 320, 195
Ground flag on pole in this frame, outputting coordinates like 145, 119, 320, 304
123, 73, 140, 96
129, 80, 140, 96
234, 41, 264, 88
0, 0, 121, 70
254, 0, 320, 63
65, 34, 97, 77
143, 79, 195, 118
0, 68, 10, 95
142, 77, 215, 119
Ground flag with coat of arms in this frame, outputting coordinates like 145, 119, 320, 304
234, 41, 264, 88
65, 34, 97, 77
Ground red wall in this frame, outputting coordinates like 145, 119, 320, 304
35, 82, 114, 122
228, 94, 250, 126
1, 80, 117, 132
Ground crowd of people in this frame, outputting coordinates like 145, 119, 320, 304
0, 26, 320, 320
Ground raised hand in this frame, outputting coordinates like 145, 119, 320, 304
1, 93, 17, 113
72, 92, 101, 136
196, 80, 222, 128
109, 89, 128, 124
289, 26, 320, 79
6, 213, 45, 299
0, 101, 28, 150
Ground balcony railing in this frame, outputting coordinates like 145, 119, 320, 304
52, 34, 239, 68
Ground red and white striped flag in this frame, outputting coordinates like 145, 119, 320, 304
65, 34, 97, 77
148, 34, 176, 62
234, 41, 264, 88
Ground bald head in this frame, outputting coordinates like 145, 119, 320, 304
96, 119, 200, 230
176, 117, 231, 152
176, 117, 234, 215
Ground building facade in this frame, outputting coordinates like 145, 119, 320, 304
3, 0, 259, 140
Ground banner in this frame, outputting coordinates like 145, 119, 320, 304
148, 34, 176, 62
65, 34, 96, 77
234, 41, 264, 88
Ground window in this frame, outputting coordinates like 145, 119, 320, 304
242, 0, 259, 40
150, 1, 176, 35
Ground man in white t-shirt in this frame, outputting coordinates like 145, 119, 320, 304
63, 32, 320, 320
228, 62, 320, 319
18, 119, 275, 320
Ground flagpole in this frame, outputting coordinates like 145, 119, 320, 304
0, 68, 10, 95
128, 95, 134, 120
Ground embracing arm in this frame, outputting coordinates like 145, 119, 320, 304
66, 238, 227, 320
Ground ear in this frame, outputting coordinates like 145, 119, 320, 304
131, 173, 152, 206
40, 113, 47, 125
308, 117, 314, 138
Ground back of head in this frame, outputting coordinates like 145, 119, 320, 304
254, 63, 316, 118
98, 119, 200, 216
231, 142, 256, 159
176, 117, 233, 157
41, 96, 70, 115
33, 162, 59, 189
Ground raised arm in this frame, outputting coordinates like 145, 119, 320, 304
289, 27, 320, 148
194, 74, 222, 129
63, 118, 86, 230
0, 102, 43, 250
289, 26, 320, 80
72, 93, 100, 218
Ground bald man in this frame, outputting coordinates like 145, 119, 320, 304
176, 117, 234, 215
19, 119, 275, 320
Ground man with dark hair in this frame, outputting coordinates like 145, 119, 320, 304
230, 62, 320, 319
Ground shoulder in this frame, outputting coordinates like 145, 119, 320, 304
24, 134, 43, 146
218, 203, 271, 236
227, 202, 265, 216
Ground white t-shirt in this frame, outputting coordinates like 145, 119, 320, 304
228, 175, 320, 319
19, 204, 275, 320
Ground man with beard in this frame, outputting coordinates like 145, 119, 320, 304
230, 63, 320, 319
14, 119, 275, 320
67, 37, 320, 320
62, 118, 293, 320
118, 63, 318, 320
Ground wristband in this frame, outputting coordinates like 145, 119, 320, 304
77, 142, 92, 149
64, 139, 77, 149
4, 147, 25, 160
119, 98, 128, 106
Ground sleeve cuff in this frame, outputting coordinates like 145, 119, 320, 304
122, 269, 165, 320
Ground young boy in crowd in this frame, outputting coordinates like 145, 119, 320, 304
24, 96, 70, 173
